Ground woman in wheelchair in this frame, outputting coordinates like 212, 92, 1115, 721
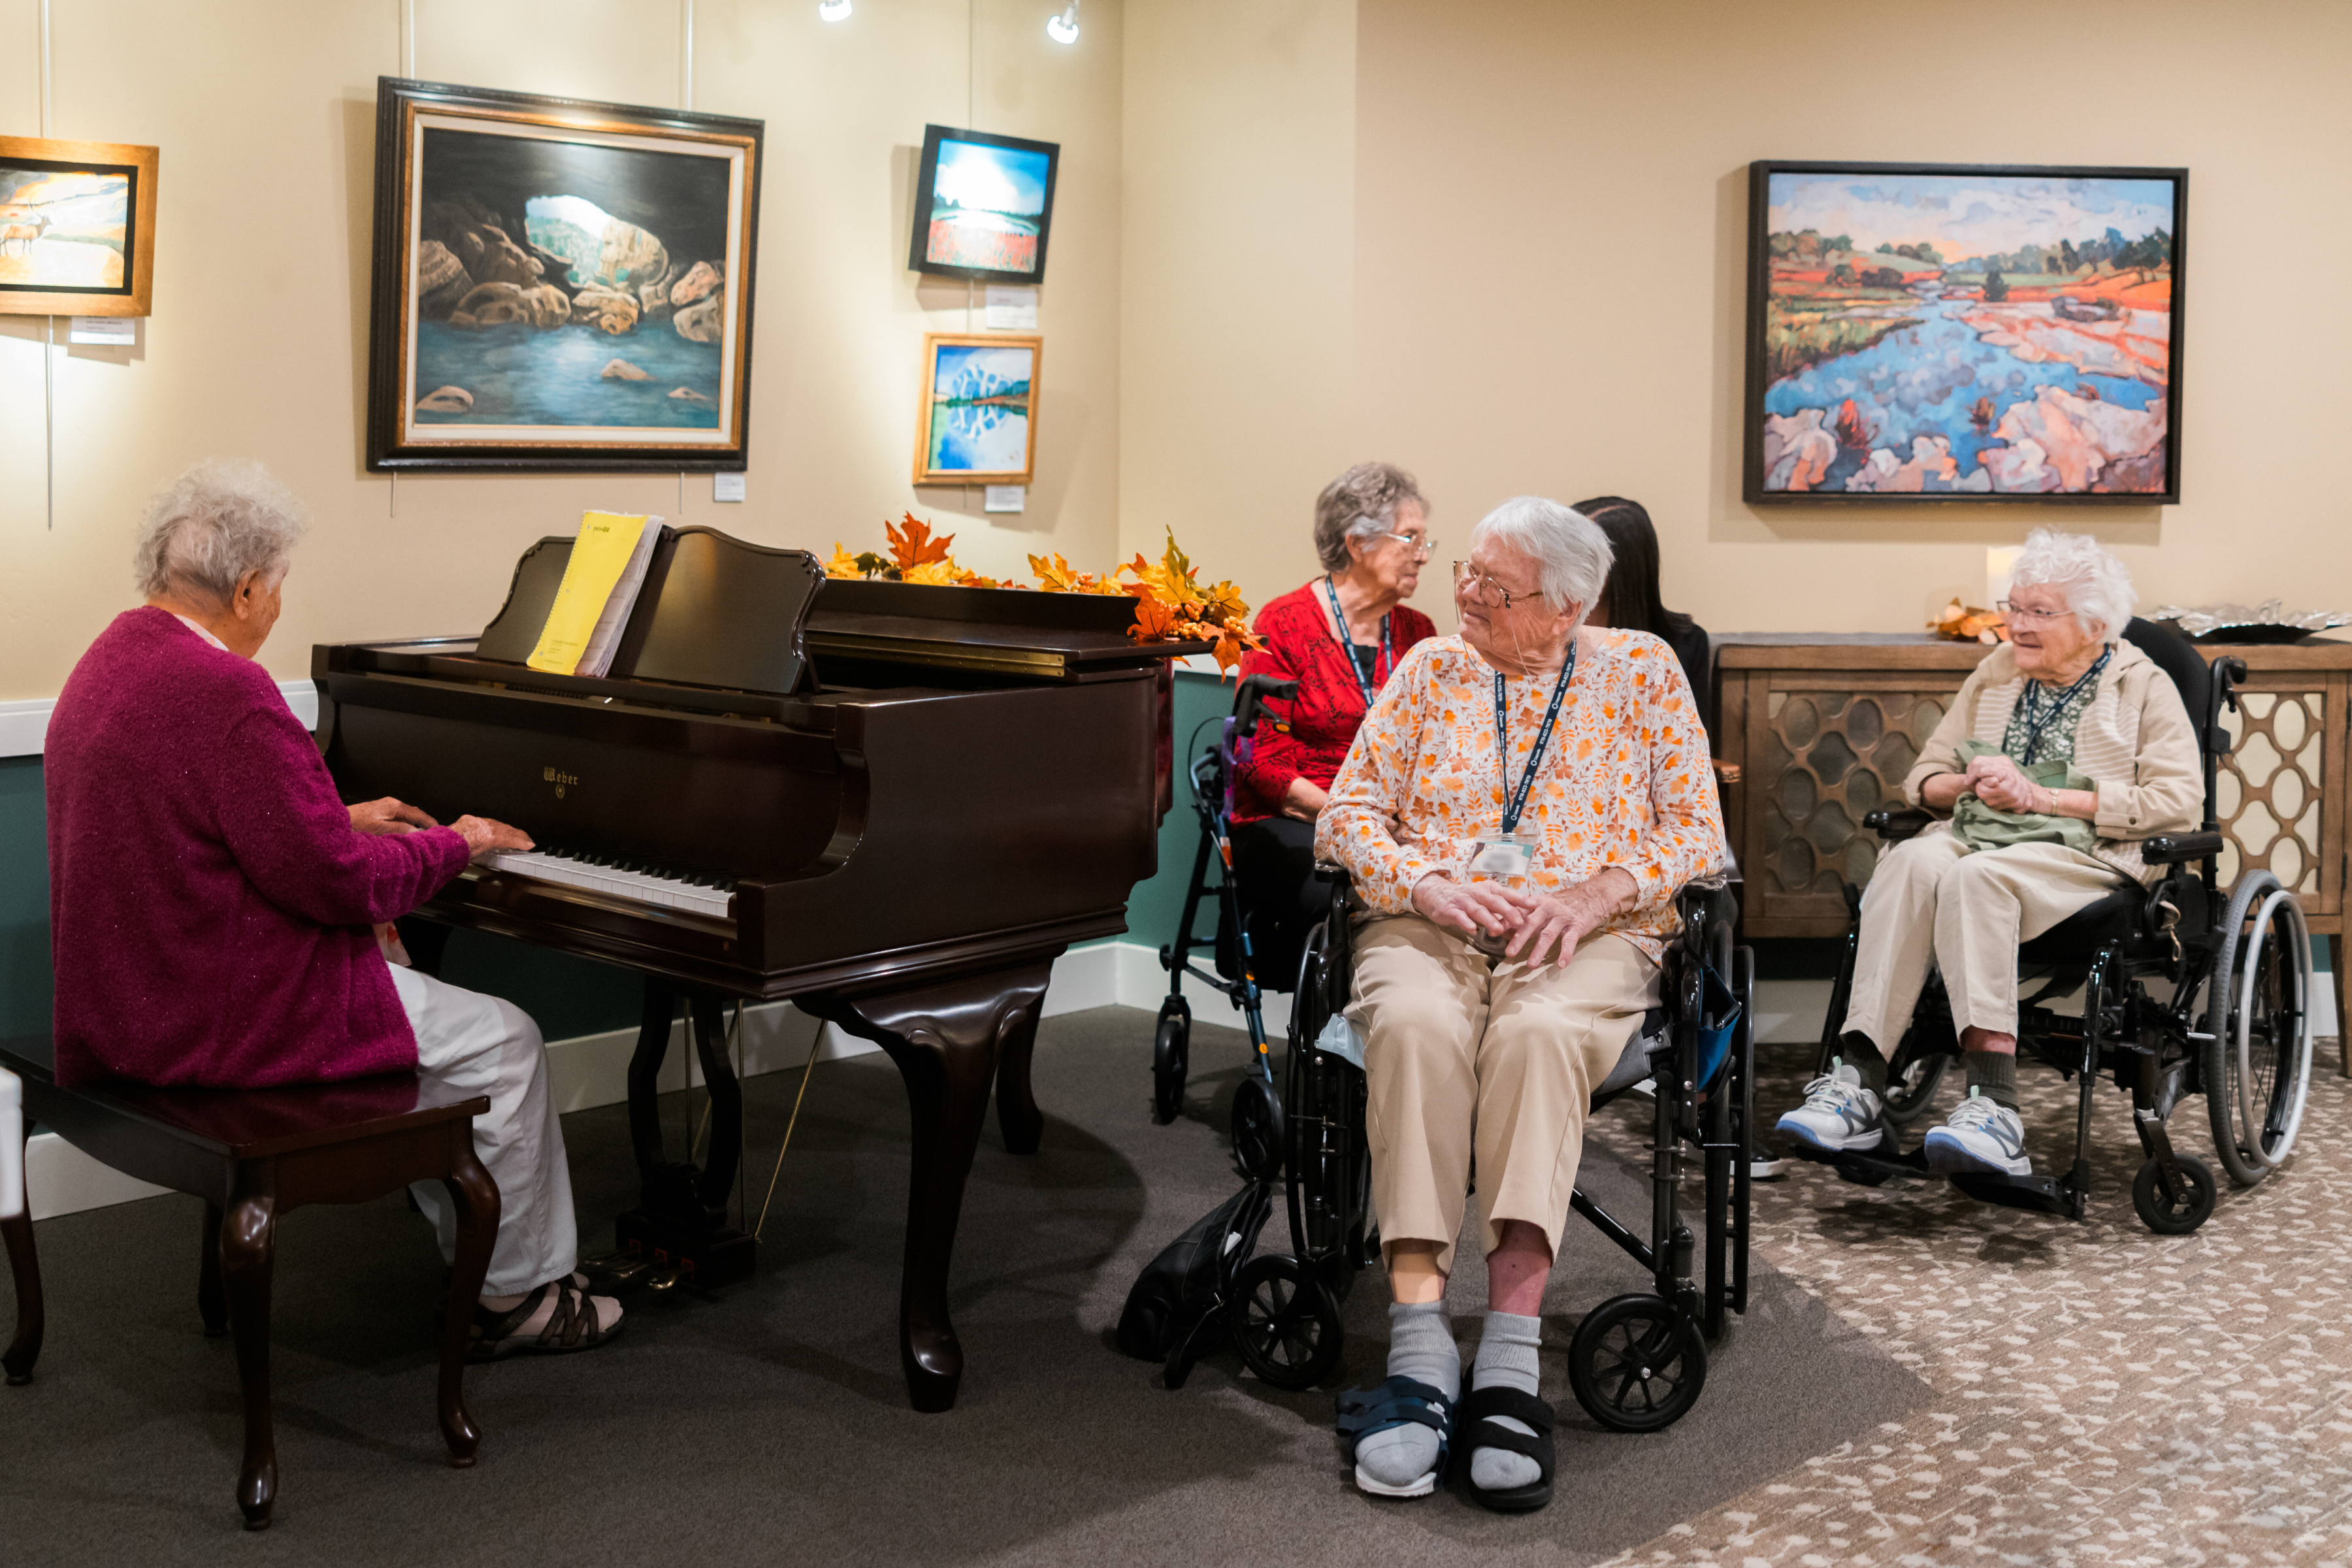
1313, 497, 1726, 1511
1777, 529, 2201, 1179
1229, 462, 1438, 979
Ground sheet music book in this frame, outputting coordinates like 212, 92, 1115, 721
526, 512, 664, 678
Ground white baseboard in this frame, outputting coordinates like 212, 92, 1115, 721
16, 941, 2337, 1224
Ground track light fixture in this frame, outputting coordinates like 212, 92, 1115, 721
818, 0, 851, 20
1046, 1, 1079, 44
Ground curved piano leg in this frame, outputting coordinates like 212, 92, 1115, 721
994, 994, 1045, 1157
806, 960, 1054, 1413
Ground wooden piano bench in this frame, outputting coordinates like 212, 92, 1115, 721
0, 1034, 499, 1530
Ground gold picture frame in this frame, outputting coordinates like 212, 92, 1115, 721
913, 332, 1041, 486
0, 134, 160, 317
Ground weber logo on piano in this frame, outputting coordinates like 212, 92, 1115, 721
543, 766, 580, 798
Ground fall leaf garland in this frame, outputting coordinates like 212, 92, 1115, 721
824, 514, 1262, 672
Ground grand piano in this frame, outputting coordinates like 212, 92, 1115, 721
314, 525, 1198, 1411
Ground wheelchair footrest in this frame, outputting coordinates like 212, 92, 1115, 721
1948, 1170, 2074, 1216
1786, 1140, 1930, 1186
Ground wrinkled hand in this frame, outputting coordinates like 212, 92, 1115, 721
349, 796, 438, 836
1962, 754, 2042, 814
1413, 874, 1527, 943
451, 815, 534, 858
1502, 880, 1620, 968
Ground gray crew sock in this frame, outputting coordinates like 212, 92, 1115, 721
1356, 1300, 1459, 1490
1963, 1049, 2019, 1111
1468, 1311, 1545, 1494
1838, 1032, 1890, 1099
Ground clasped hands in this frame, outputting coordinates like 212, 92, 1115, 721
347, 796, 532, 858
1411, 865, 1637, 968
1957, 754, 2054, 816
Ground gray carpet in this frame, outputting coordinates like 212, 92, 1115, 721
0, 1008, 1928, 1563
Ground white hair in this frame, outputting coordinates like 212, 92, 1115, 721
133, 459, 310, 607
1468, 497, 1613, 616
2009, 527, 2136, 642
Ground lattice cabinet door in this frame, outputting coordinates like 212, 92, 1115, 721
1737, 672, 1969, 934
2211, 670, 2347, 919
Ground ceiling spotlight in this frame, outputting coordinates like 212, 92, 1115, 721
818, 0, 851, 19
1046, 2, 1079, 44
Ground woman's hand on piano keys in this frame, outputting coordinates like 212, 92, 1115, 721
350, 796, 439, 836
453, 815, 535, 860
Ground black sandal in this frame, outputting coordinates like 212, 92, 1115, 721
467, 1275, 623, 1361
1458, 1384, 1556, 1512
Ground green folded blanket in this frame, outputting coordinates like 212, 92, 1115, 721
1949, 739, 2099, 856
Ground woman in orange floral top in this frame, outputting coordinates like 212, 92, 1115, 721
1316, 497, 1726, 1512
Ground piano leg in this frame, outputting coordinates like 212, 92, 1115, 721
689, 994, 743, 1210
994, 994, 1045, 1156
613, 979, 756, 1288
805, 960, 1054, 1413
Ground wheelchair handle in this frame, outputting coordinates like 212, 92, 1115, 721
1233, 674, 1299, 740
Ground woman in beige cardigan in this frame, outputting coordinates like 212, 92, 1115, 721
1778, 529, 2201, 1179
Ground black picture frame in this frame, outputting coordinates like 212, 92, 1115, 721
365, 77, 764, 473
1742, 160, 2187, 506
906, 123, 1060, 285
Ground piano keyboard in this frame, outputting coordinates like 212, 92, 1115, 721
478, 848, 735, 920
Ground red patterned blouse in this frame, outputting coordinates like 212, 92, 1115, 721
1232, 581, 1438, 824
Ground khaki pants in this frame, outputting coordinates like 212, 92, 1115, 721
1842, 832, 2125, 1048
1352, 917, 1659, 1278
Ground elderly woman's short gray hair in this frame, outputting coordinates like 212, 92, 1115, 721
1469, 497, 1612, 617
133, 459, 310, 606
2009, 527, 2136, 642
1313, 462, 1426, 572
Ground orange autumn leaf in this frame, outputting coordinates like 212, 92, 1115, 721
887, 512, 955, 571
1128, 595, 1181, 642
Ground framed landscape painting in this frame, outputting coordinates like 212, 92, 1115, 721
906, 125, 1059, 285
366, 78, 763, 472
1743, 161, 2187, 504
913, 333, 1041, 485
0, 134, 158, 317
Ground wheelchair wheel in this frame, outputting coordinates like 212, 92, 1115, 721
1228, 1253, 1343, 1390
1232, 1075, 1286, 1181
1569, 1294, 1707, 1433
2203, 870, 2315, 1187
1880, 1028, 1951, 1126
2132, 1152, 2217, 1235
1152, 998, 1191, 1126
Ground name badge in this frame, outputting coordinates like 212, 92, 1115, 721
1467, 833, 1537, 881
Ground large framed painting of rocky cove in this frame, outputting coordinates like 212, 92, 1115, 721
365, 78, 762, 472
1743, 161, 2186, 504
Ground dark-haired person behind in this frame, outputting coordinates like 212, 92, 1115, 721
1573, 496, 1714, 743
1229, 462, 1439, 982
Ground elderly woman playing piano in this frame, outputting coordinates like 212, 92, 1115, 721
1315, 496, 1726, 1512
43, 458, 621, 1358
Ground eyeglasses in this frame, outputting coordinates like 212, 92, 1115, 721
1998, 600, 2074, 626
1380, 531, 1437, 559
1453, 561, 1529, 609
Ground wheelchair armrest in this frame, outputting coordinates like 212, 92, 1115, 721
1310, 862, 1352, 887
2142, 830, 2224, 866
1864, 807, 1934, 842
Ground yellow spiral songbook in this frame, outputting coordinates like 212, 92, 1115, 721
526, 510, 664, 677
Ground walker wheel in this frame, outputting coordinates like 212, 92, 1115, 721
1231, 1077, 1286, 1182
1568, 1294, 1707, 1432
1152, 1002, 1191, 1125
2132, 1152, 2216, 1235
1228, 1254, 1343, 1390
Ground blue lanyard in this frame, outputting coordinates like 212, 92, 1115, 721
2016, 647, 2110, 764
1493, 643, 1578, 834
1321, 576, 1390, 711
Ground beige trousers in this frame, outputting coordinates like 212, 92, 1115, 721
1842, 831, 2126, 1048
1352, 916, 1659, 1277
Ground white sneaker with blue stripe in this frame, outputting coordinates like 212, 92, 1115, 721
1923, 1090, 2031, 1177
1775, 1060, 1891, 1156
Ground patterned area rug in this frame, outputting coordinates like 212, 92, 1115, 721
1588, 1039, 2352, 1568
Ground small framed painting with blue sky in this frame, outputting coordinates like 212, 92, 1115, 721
913, 333, 1041, 485
907, 125, 1059, 285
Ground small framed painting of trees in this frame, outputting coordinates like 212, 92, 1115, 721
1742, 161, 2186, 504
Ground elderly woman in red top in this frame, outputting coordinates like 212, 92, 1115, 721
1229, 462, 1437, 976
43, 459, 619, 1358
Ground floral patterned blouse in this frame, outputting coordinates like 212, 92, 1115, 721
1312, 629, 1729, 960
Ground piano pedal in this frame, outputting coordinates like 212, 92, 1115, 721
577, 1249, 660, 1294
613, 1209, 758, 1292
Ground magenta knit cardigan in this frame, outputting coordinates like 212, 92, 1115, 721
44, 608, 473, 1088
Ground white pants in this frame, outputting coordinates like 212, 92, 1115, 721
391, 961, 578, 1297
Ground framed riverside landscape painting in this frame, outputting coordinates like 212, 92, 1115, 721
1742, 161, 2187, 504
906, 125, 1059, 284
365, 78, 763, 472
913, 333, 1041, 485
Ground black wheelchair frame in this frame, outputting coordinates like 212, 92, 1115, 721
1797, 649, 2317, 1235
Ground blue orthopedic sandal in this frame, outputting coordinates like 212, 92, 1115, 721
1334, 1375, 1455, 1498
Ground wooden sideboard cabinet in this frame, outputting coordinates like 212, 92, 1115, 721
1714, 632, 2352, 1060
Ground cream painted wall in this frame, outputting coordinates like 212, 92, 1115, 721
1124, 0, 2352, 637
0, 0, 1123, 700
